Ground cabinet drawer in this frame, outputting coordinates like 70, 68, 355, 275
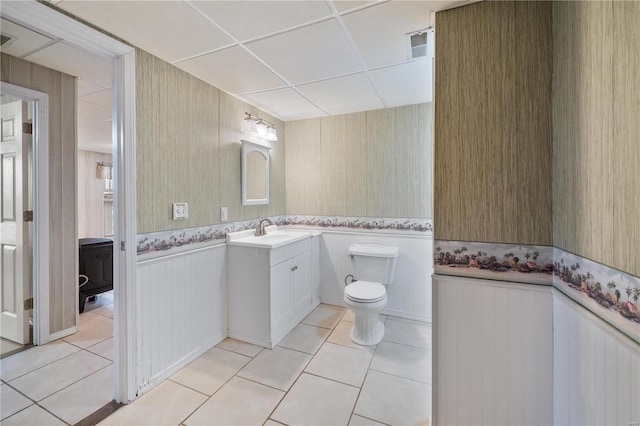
270, 237, 311, 265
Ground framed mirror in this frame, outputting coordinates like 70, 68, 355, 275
241, 140, 271, 205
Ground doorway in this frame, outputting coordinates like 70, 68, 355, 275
1, 1, 137, 404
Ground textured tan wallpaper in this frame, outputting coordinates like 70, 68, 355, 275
1, 53, 77, 334
285, 103, 432, 218
136, 51, 285, 234
553, 2, 640, 277
434, 1, 553, 245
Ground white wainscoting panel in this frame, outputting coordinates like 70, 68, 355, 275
136, 245, 227, 394
553, 289, 640, 426
433, 275, 553, 425
319, 230, 432, 322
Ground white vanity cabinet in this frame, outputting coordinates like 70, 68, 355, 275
228, 236, 318, 348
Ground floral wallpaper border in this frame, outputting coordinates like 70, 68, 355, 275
434, 240, 640, 344
553, 248, 640, 344
434, 240, 554, 276
137, 215, 433, 259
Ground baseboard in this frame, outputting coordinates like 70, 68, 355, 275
48, 326, 77, 342
136, 332, 226, 397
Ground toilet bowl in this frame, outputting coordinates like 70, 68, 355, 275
344, 244, 399, 346
344, 280, 387, 345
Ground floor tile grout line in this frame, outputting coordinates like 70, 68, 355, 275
2, 347, 83, 382
1, 380, 73, 426
349, 336, 380, 424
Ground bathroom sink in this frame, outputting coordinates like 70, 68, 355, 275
227, 227, 312, 249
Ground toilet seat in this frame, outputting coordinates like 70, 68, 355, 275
345, 281, 386, 303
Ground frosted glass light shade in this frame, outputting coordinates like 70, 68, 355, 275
242, 116, 257, 135
267, 126, 278, 141
256, 120, 268, 138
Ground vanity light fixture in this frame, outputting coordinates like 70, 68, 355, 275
242, 112, 277, 142
267, 124, 278, 142
256, 119, 268, 139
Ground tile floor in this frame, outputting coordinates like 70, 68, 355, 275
1, 301, 431, 425
0, 292, 115, 425
100, 304, 432, 426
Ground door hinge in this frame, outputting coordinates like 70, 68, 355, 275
24, 298, 34, 310
120, 241, 126, 251
23, 122, 33, 135
23, 210, 33, 222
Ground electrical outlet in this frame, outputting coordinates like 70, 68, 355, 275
221, 207, 228, 222
172, 203, 188, 220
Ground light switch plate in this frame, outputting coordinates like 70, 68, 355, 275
172, 203, 188, 220
221, 207, 228, 222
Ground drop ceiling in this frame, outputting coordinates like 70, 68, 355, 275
1, 0, 468, 153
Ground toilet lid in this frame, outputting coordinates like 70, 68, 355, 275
345, 281, 386, 303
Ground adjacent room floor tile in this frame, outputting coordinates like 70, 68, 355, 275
39, 365, 115, 425
303, 304, 345, 329
237, 346, 311, 391
9, 350, 111, 401
91, 304, 114, 319
327, 321, 376, 352
277, 323, 331, 354
1, 341, 80, 382
271, 373, 359, 426
185, 376, 284, 425
382, 317, 431, 349
1, 383, 33, 420
305, 342, 372, 387
99, 380, 207, 426
86, 337, 114, 361
1, 403, 66, 425
370, 340, 431, 383
354, 370, 430, 426
63, 315, 113, 349
170, 347, 251, 396
216, 338, 262, 358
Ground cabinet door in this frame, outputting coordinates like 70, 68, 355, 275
271, 260, 293, 335
292, 251, 312, 314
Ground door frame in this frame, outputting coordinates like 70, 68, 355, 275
1, 2, 138, 403
0, 82, 49, 347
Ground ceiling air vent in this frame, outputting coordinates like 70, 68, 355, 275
410, 32, 428, 59
1, 33, 16, 47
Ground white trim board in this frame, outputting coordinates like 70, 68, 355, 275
1, 1, 138, 404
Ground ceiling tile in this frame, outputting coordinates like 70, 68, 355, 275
278, 109, 328, 122
24, 41, 112, 87
78, 121, 112, 151
246, 19, 363, 85
369, 60, 432, 107
296, 72, 383, 111
176, 46, 286, 94
77, 79, 107, 96
0, 18, 53, 57
332, 1, 381, 14
324, 102, 384, 116
342, 1, 432, 68
79, 88, 111, 109
192, 1, 332, 42
239, 88, 318, 119
78, 101, 111, 125
57, 1, 234, 62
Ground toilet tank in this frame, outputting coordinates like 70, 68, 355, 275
349, 243, 399, 285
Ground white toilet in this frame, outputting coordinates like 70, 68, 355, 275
344, 243, 399, 345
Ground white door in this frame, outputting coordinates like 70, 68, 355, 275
0, 100, 31, 345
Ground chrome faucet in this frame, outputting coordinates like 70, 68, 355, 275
255, 218, 274, 236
